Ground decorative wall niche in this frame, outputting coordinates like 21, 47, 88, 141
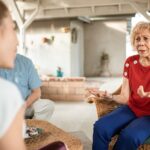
71, 28, 77, 43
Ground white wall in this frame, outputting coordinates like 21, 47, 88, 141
19, 18, 127, 77
70, 21, 84, 76
25, 19, 72, 76
84, 20, 127, 77
23, 19, 84, 77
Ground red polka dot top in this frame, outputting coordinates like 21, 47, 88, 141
123, 55, 150, 117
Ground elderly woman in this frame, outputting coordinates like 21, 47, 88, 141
90, 22, 150, 150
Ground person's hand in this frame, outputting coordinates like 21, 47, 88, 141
87, 88, 113, 101
137, 85, 150, 98
87, 88, 105, 98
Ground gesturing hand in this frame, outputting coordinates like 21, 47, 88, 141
87, 88, 113, 100
87, 88, 105, 97
137, 85, 150, 98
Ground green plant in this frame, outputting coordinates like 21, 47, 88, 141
101, 52, 109, 60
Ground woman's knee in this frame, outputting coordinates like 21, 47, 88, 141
34, 99, 55, 112
45, 100, 55, 111
118, 128, 139, 145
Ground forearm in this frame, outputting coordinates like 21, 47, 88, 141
111, 77, 129, 105
148, 92, 150, 97
88, 90, 129, 104
26, 88, 41, 108
112, 94, 128, 104
144, 91, 150, 97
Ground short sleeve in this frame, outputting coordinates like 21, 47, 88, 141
123, 57, 130, 79
27, 59, 41, 90
0, 79, 24, 137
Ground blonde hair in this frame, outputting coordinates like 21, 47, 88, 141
130, 21, 150, 47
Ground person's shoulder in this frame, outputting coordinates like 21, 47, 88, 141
16, 54, 31, 62
126, 54, 139, 63
0, 78, 23, 106
16, 54, 32, 65
0, 78, 22, 97
0, 77, 16, 89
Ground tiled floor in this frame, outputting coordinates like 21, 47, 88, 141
49, 77, 122, 149
50, 101, 97, 141
50, 101, 96, 150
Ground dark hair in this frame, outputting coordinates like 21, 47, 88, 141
0, 1, 8, 25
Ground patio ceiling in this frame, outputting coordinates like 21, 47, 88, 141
3, 0, 150, 53
5, 0, 150, 21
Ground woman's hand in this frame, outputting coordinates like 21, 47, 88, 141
88, 88, 105, 97
87, 88, 113, 101
137, 85, 150, 98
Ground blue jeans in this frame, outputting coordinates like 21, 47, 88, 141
93, 105, 150, 150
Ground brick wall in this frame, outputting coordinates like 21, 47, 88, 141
41, 77, 86, 101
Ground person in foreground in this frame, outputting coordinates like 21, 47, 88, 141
0, 53, 55, 121
0, 2, 68, 150
90, 21, 150, 150
0, 1, 26, 149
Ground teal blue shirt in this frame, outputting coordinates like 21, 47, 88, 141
0, 54, 41, 100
